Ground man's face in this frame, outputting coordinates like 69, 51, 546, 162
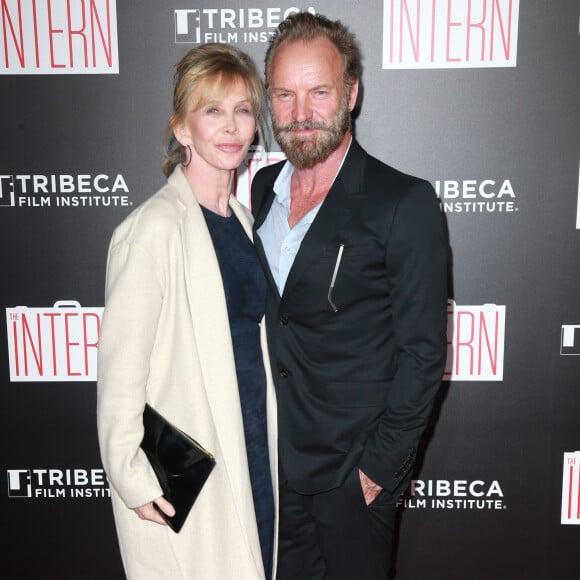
268, 36, 358, 169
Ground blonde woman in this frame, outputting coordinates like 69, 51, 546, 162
97, 44, 277, 580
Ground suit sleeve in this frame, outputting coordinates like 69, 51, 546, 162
96, 233, 165, 508
359, 181, 448, 497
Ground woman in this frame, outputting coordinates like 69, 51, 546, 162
97, 44, 277, 580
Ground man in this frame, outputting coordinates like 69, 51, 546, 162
252, 12, 448, 580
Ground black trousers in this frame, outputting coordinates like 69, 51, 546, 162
276, 467, 397, 580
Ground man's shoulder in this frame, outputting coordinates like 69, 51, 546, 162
364, 151, 427, 191
347, 145, 438, 218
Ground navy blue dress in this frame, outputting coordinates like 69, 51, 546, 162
201, 205, 274, 580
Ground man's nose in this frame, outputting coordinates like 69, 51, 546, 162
292, 94, 313, 122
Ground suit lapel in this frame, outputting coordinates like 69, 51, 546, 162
253, 179, 282, 302
282, 141, 367, 299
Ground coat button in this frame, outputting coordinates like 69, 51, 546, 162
280, 369, 289, 378
279, 314, 289, 325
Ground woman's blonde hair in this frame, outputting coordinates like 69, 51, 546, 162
162, 43, 266, 177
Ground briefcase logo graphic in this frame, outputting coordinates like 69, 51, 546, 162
444, 301, 506, 381
5, 301, 103, 382
382, 0, 520, 70
561, 452, 580, 525
1, 0, 119, 75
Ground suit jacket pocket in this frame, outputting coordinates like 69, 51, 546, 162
324, 379, 393, 408
320, 242, 373, 258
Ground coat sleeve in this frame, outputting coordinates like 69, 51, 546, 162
359, 180, 448, 497
96, 227, 165, 508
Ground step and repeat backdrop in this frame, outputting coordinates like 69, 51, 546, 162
1, 1, 578, 578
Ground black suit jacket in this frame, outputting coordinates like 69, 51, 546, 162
252, 140, 448, 498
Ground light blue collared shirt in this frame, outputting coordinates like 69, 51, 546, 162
257, 140, 351, 295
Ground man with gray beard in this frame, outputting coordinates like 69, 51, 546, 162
252, 12, 448, 579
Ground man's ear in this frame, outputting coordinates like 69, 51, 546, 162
348, 80, 359, 112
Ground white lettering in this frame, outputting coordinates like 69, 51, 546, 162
410, 479, 504, 498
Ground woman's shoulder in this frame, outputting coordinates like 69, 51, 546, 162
110, 179, 186, 250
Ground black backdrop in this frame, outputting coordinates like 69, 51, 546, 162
1, 1, 579, 578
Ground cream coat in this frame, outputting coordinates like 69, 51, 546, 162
97, 166, 278, 580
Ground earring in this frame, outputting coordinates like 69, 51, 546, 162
183, 145, 192, 168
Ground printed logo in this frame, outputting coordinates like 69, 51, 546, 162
383, 0, 519, 69
7, 469, 31, 498
6, 301, 103, 382
561, 325, 580, 356
7, 468, 110, 499
0, 173, 131, 209
561, 452, 580, 525
174, 5, 316, 44
233, 146, 286, 210
445, 301, 506, 381
0, 0, 118, 75
397, 479, 507, 511
435, 179, 518, 214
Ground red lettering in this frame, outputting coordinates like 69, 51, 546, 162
568, 465, 573, 520
47, 0, 65, 68
32, 0, 40, 67
478, 310, 498, 375
1, 0, 24, 67
577, 467, 580, 519
11, 319, 20, 376
466, 0, 486, 61
384, 0, 517, 68
445, 0, 461, 62
68, 0, 88, 67
1, 0, 115, 72
90, 0, 112, 67
400, 0, 420, 62
389, 0, 395, 62
64, 312, 81, 376
455, 311, 475, 375
83, 312, 100, 375
430, 0, 436, 61
490, 0, 513, 60
21, 313, 43, 376
43, 312, 60, 375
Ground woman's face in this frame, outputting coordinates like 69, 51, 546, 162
175, 77, 256, 174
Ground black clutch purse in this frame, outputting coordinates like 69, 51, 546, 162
140, 404, 216, 533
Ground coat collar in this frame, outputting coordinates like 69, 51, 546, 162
169, 165, 265, 576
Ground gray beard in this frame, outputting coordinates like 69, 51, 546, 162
271, 98, 351, 169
